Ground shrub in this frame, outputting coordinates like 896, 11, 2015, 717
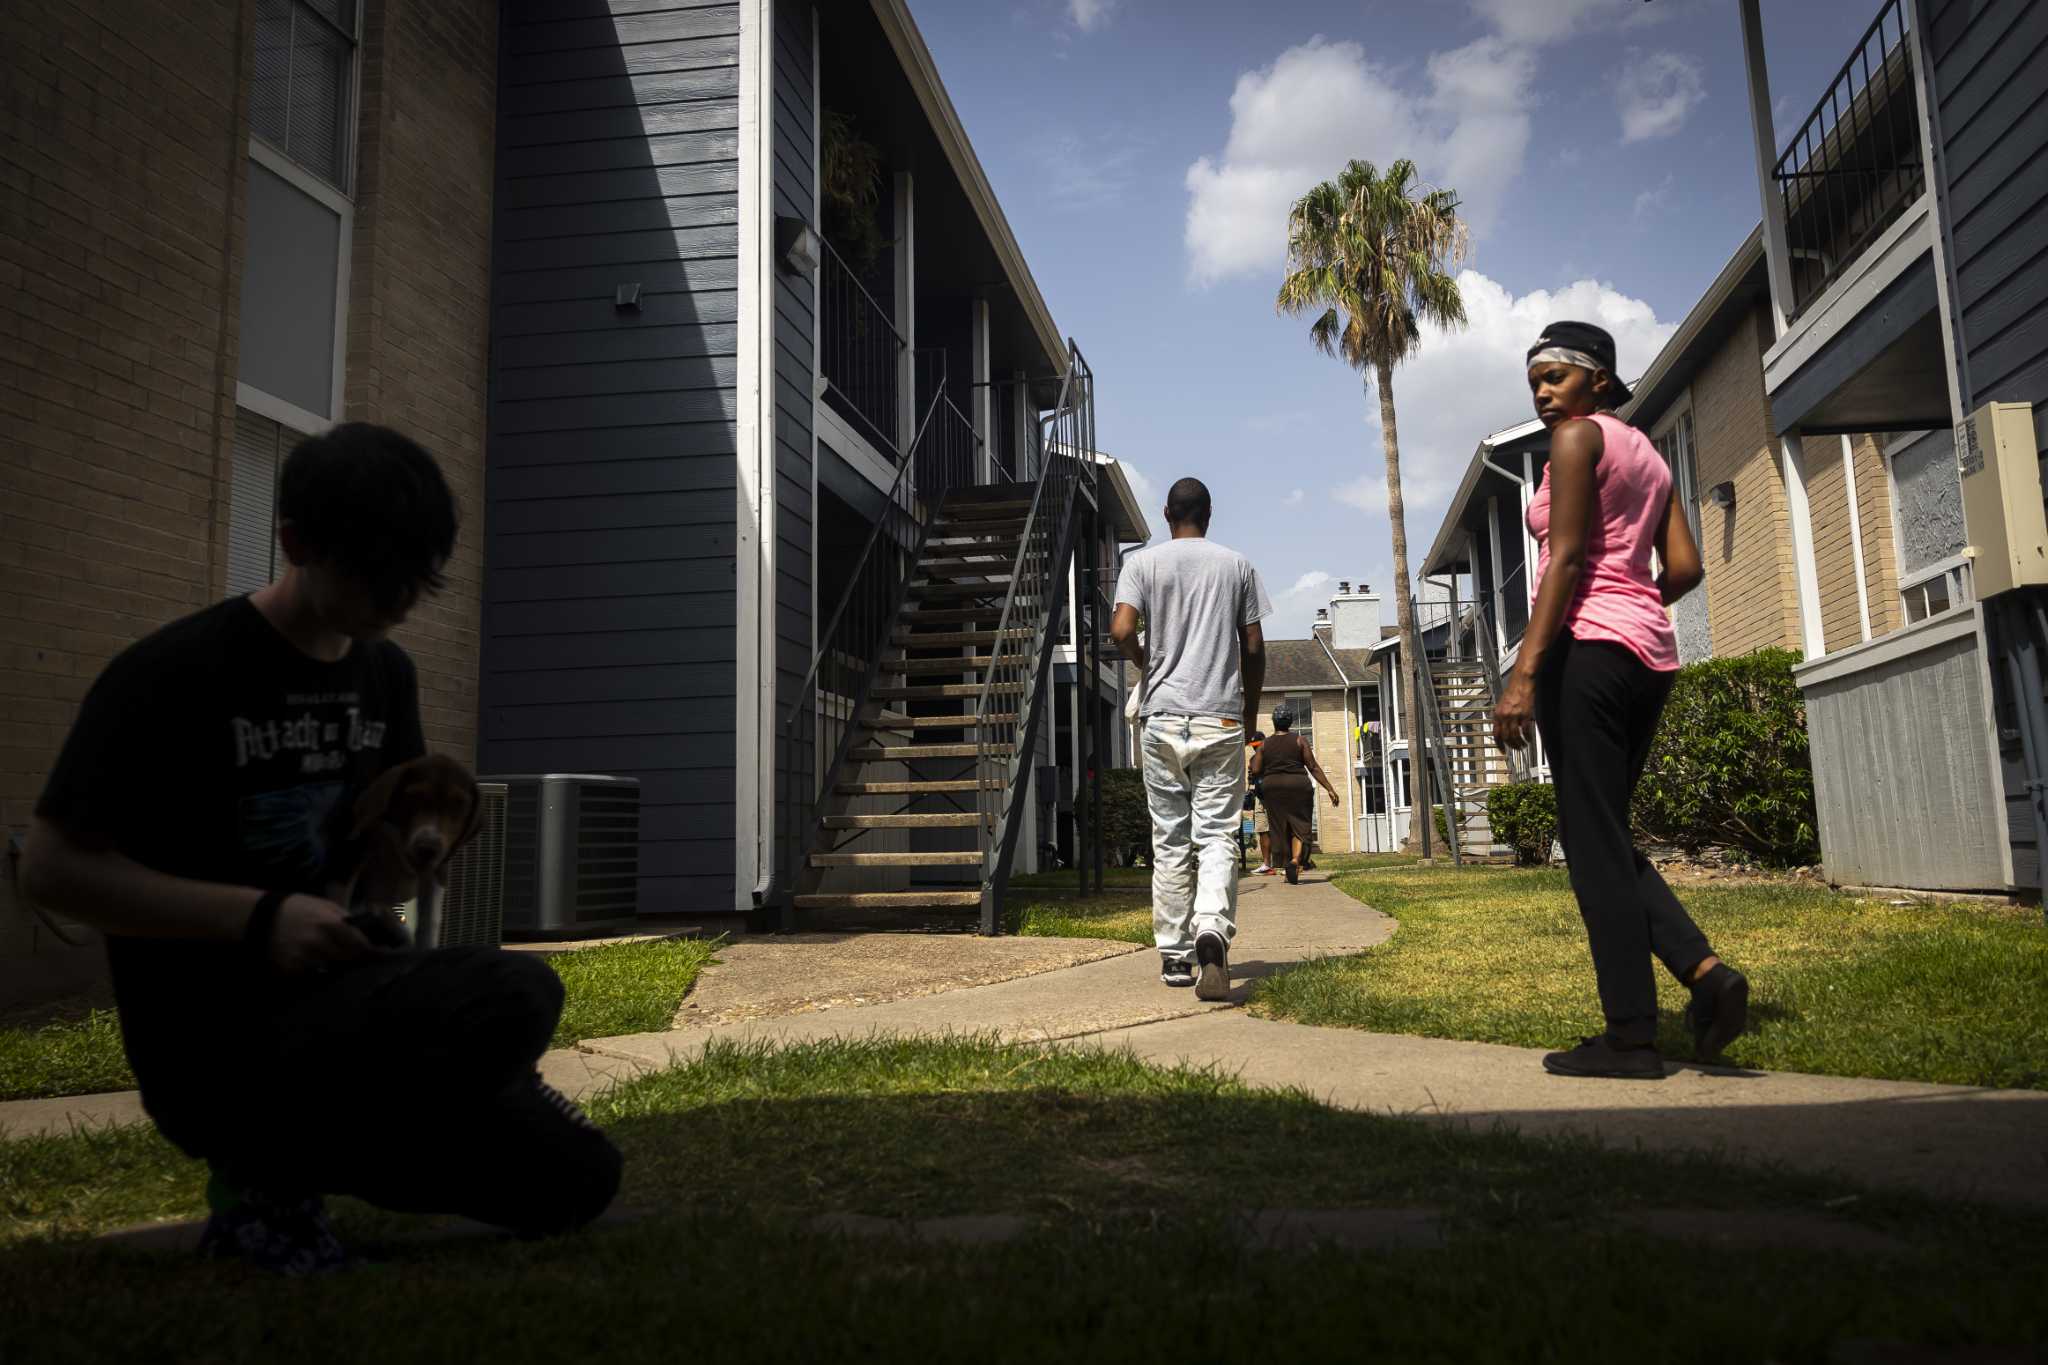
1487, 781, 1559, 866
1630, 647, 1819, 866
1078, 768, 1153, 866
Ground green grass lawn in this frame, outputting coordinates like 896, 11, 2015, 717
1255, 856, 2048, 1088
1006, 865, 1154, 891
2, 1036, 2043, 1363
1007, 888, 1153, 945
0, 936, 721, 1103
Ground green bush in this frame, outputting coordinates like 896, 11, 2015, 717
1432, 804, 1451, 852
1487, 781, 1559, 866
1078, 768, 1153, 866
1631, 647, 1819, 866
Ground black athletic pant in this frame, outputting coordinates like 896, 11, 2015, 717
150, 948, 622, 1235
1535, 634, 1713, 1047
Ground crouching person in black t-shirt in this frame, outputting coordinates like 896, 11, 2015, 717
19, 424, 623, 1273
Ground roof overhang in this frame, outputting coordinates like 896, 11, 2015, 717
870, 0, 1067, 371
1621, 225, 1769, 432
1094, 453, 1152, 544
1420, 416, 1547, 577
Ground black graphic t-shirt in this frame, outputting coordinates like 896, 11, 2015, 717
36, 598, 424, 1091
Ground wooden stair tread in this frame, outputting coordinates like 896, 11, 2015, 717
822, 813, 981, 829
834, 779, 1002, 795
810, 851, 983, 868
937, 500, 1032, 518
881, 654, 1031, 675
890, 628, 1033, 648
850, 742, 1014, 760
862, 712, 1018, 730
795, 891, 982, 910
900, 607, 1024, 625
870, 682, 1027, 700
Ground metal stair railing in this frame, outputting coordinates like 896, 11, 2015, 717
974, 342, 1096, 933
1413, 646, 1464, 867
763, 385, 981, 925
1470, 599, 1531, 783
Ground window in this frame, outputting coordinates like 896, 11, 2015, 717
1285, 692, 1314, 748
1653, 409, 1702, 540
1899, 554, 1970, 626
227, 408, 292, 595
252, 0, 359, 192
1359, 762, 1387, 816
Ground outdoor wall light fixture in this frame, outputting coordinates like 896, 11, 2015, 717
1708, 481, 1736, 510
777, 216, 821, 278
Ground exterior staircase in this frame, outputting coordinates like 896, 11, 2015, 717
793, 486, 1038, 919
766, 341, 1098, 933
1421, 658, 1515, 862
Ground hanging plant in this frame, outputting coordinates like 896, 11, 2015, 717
821, 109, 886, 271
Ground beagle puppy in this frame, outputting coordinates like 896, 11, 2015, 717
328, 753, 481, 950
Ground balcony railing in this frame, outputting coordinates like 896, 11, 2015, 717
819, 235, 906, 451
1772, 0, 1925, 316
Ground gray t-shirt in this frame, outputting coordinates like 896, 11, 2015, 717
1114, 537, 1272, 721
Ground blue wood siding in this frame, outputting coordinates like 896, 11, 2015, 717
772, 0, 817, 853
1925, 0, 2048, 443
483, 0, 742, 913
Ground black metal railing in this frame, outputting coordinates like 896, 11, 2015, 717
974, 343, 1096, 932
1773, 0, 1925, 315
819, 235, 906, 451
764, 386, 976, 921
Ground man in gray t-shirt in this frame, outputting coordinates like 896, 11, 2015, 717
1110, 477, 1271, 1000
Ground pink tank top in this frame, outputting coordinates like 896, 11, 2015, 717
1526, 411, 1679, 673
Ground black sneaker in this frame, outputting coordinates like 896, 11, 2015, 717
1685, 964, 1751, 1061
1194, 931, 1231, 1001
1284, 861, 1299, 884
197, 1192, 352, 1275
1541, 1035, 1666, 1079
1160, 956, 1194, 988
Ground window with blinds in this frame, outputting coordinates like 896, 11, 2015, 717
251, 0, 358, 191
228, 409, 289, 597
1653, 410, 1702, 540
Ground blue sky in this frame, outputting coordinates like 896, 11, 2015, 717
914, 0, 1892, 635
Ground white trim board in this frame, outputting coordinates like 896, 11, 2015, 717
734, 0, 778, 910
1761, 193, 1934, 395
814, 395, 896, 494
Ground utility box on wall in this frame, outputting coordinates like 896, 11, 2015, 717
1959, 402, 2048, 598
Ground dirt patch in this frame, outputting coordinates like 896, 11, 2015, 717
672, 933, 1144, 1028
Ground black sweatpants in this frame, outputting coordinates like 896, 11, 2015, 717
1534, 634, 1713, 1047
150, 947, 622, 1236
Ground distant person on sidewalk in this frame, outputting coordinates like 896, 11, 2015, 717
1245, 730, 1277, 874
1249, 705, 1340, 883
1110, 477, 1271, 1000
1493, 321, 1750, 1079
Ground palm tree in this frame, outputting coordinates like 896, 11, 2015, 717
1277, 158, 1468, 840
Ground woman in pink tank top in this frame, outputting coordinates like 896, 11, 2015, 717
1492, 321, 1749, 1079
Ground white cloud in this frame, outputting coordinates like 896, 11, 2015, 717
1067, 0, 1110, 32
1284, 570, 1334, 598
1631, 173, 1676, 222
1616, 51, 1707, 143
1040, 132, 1144, 210
1467, 0, 1664, 47
1283, 488, 1305, 506
1183, 35, 1532, 284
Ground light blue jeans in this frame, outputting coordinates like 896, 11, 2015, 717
1140, 713, 1245, 962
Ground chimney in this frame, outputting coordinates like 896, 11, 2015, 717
1329, 582, 1383, 649
1338, 580, 1350, 595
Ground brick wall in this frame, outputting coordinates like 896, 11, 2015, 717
1694, 303, 1803, 658
1307, 689, 1355, 853
0, 0, 496, 859
345, 0, 495, 761
1, 0, 251, 836
1803, 431, 1905, 653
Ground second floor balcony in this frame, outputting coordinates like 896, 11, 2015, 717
1772, 0, 1926, 319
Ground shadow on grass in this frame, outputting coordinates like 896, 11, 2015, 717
5, 1030, 2048, 1362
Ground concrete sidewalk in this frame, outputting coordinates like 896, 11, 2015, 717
8, 870, 2047, 1209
